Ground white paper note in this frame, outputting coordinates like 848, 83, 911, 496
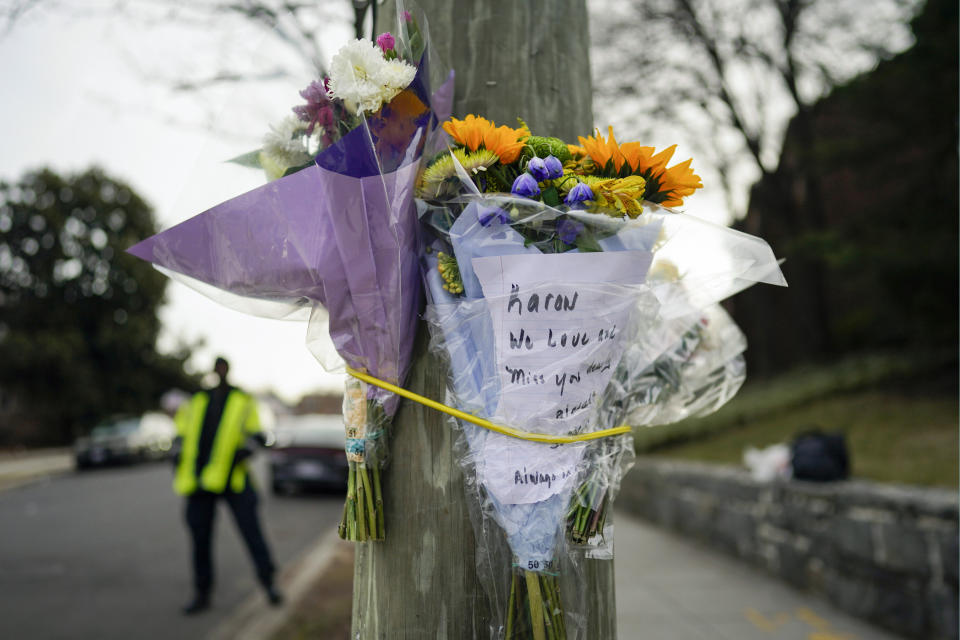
471, 250, 652, 504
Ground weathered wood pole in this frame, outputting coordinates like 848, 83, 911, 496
352, 2, 612, 637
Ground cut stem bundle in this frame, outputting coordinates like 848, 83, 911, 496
566, 470, 609, 545
338, 379, 388, 542
505, 567, 567, 640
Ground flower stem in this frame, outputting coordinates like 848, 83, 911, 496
524, 570, 546, 640
359, 464, 378, 538
506, 571, 517, 639
372, 464, 385, 539
356, 465, 368, 540
342, 462, 357, 540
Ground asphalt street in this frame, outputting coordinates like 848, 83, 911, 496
0, 458, 342, 640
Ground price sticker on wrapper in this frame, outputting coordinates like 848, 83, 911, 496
343, 381, 368, 463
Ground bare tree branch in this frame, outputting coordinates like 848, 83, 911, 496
0, 0, 49, 36
590, 0, 923, 218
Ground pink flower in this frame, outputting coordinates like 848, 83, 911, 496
376, 32, 395, 53
292, 79, 336, 143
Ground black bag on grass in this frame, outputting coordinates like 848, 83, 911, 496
790, 430, 850, 482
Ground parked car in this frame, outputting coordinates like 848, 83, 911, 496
74, 413, 176, 469
269, 414, 347, 494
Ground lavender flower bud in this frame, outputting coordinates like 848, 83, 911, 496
526, 157, 549, 182
544, 155, 563, 180
478, 206, 511, 227
564, 181, 594, 207
511, 173, 541, 199
557, 219, 585, 245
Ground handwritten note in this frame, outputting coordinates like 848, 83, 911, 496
471, 251, 652, 505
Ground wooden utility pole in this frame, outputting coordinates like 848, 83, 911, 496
352, 2, 609, 637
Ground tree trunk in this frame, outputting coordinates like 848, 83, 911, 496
406, 0, 593, 141
351, 2, 607, 638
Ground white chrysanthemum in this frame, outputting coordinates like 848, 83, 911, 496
259, 116, 313, 180
262, 116, 312, 165
327, 38, 416, 114
378, 59, 417, 92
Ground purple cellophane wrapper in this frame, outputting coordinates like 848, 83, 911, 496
128, 63, 454, 418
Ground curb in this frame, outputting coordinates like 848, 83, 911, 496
0, 452, 73, 493
206, 526, 347, 640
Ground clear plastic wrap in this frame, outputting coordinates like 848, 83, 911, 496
418, 159, 785, 636
128, 6, 453, 542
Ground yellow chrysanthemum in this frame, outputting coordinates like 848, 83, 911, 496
417, 149, 499, 199
442, 115, 529, 164
459, 148, 500, 175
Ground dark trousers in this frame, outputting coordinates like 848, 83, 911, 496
184, 485, 276, 595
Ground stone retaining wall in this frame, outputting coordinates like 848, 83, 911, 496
618, 459, 959, 639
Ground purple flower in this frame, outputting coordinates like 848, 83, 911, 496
376, 32, 396, 53
557, 219, 585, 245
544, 155, 563, 180
527, 157, 549, 182
564, 181, 594, 207
478, 206, 510, 227
403, 10, 413, 21
511, 173, 541, 199
293, 79, 335, 138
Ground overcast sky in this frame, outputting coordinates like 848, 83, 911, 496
0, 3, 734, 404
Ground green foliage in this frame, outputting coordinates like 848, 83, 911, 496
0, 167, 198, 445
226, 149, 263, 168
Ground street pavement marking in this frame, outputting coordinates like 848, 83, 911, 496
743, 607, 859, 639
797, 607, 832, 630
745, 609, 791, 632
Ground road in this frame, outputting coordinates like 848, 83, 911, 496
0, 459, 342, 640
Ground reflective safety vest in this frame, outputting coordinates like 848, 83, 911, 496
173, 390, 261, 495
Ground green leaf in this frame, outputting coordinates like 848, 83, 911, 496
542, 186, 560, 207
575, 232, 603, 253
226, 150, 263, 169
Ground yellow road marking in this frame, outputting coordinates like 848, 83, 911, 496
744, 608, 790, 632
797, 607, 831, 631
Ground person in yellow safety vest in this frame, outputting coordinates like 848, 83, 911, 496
173, 356, 282, 615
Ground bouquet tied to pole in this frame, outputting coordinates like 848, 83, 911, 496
128, 8, 452, 542
415, 118, 786, 638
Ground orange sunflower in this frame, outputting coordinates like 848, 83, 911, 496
442, 115, 529, 164
578, 126, 626, 172
578, 127, 703, 207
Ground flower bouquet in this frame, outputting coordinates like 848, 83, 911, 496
417, 118, 786, 638
128, 9, 453, 542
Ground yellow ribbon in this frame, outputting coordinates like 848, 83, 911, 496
345, 367, 633, 445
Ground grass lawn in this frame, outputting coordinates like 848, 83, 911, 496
647, 383, 958, 488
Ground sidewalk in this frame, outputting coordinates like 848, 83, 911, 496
615, 512, 904, 640
0, 448, 72, 491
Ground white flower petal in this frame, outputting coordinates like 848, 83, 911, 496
328, 38, 417, 114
